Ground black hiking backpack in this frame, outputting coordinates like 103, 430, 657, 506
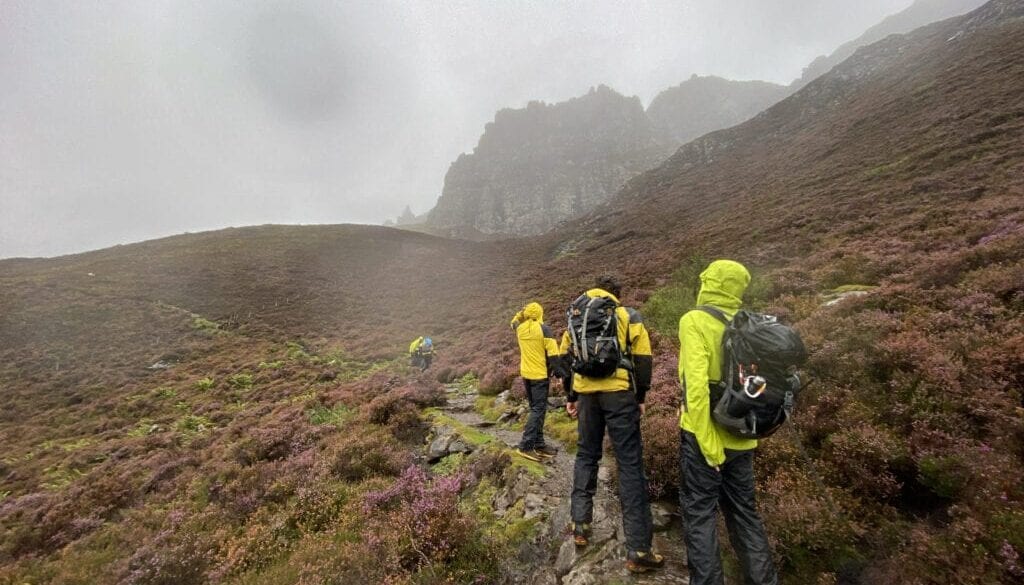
566, 294, 630, 378
697, 306, 807, 439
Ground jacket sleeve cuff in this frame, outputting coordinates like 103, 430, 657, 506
632, 355, 652, 403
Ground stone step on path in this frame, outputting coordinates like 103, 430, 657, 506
435, 383, 690, 584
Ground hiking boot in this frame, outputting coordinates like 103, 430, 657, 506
515, 448, 543, 462
535, 444, 558, 459
571, 522, 591, 547
626, 550, 665, 573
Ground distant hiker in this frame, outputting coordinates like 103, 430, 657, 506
563, 275, 664, 573
510, 302, 562, 462
409, 336, 434, 371
677, 260, 779, 585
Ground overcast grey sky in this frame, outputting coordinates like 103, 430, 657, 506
1, 0, 922, 258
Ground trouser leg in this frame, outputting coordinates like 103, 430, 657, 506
603, 391, 653, 553
680, 430, 725, 585
720, 450, 778, 585
571, 393, 603, 524
519, 379, 548, 450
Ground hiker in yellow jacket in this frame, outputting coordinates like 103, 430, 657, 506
509, 302, 562, 461
563, 275, 664, 574
408, 336, 434, 371
678, 260, 777, 585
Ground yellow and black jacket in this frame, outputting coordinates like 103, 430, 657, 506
678, 260, 758, 467
562, 288, 653, 403
510, 302, 561, 381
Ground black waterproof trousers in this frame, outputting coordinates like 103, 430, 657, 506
571, 391, 653, 554
518, 378, 549, 450
679, 430, 778, 585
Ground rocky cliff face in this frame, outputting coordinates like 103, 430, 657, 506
425, 85, 675, 237
645, 74, 789, 145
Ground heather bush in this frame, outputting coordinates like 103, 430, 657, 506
232, 423, 301, 466
365, 381, 444, 425
293, 536, 382, 585
124, 511, 218, 585
217, 507, 300, 577
384, 401, 429, 444
759, 464, 866, 578
360, 465, 500, 581
206, 462, 288, 521
464, 448, 512, 483
821, 425, 906, 501
323, 428, 411, 482
479, 364, 517, 396
640, 408, 681, 498
433, 365, 455, 383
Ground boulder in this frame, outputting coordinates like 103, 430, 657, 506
523, 493, 546, 519
448, 438, 474, 455
427, 434, 453, 463
554, 538, 578, 577
651, 501, 675, 531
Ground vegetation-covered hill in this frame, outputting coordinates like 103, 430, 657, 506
2, 1, 1023, 584
0, 224, 544, 583
792, 0, 988, 89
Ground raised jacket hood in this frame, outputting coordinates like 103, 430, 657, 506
523, 302, 544, 322
695, 260, 750, 311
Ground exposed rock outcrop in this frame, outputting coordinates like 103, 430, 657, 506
425, 85, 676, 237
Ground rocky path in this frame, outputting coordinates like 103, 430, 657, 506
435, 384, 690, 584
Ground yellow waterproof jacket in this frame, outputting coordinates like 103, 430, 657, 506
679, 260, 758, 467
511, 302, 560, 380
565, 289, 653, 402
409, 337, 424, 355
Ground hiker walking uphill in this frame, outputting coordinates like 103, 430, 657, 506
408, 336, 434, 371
510, 302, 563, 461
678, 260, 779, 585
563, 275, 665, 574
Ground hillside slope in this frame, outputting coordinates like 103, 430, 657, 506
792, 0, 988, 88
0, 223, 548, 583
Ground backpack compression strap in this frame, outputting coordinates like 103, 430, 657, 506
695, 305, 736, 394
695, 305, 729, 325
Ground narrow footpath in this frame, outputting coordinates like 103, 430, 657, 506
436, 383, 691, 584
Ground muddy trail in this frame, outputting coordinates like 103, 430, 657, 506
435, 383, 690, 584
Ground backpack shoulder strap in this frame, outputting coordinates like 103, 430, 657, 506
695, 305, 730, 325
